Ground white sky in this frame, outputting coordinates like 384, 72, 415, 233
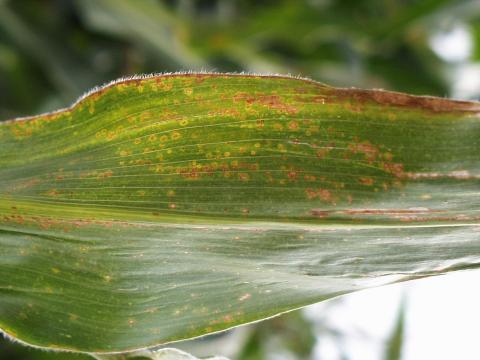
429, 22, 480, 100
304, 269, 480, 360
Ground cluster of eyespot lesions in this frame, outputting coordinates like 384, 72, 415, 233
5, 75, 407, 219
4, 110, 73, 141
37, 132, 402, 218
104, 125, 401, 216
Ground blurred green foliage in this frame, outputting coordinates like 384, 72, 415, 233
384, 302, 405, 360
0, 0, 478, 358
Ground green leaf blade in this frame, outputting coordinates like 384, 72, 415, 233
1, 73, 479, 353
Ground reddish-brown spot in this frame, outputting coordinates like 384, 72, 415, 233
238, 173, 250, 182
382, 162, 405, 178
316, 148, 330, 159
288, 121, 299, 130
287, 171, 298, 180
47, 189, 59, 197
359, 177, 374, 186
349, 140, 378, 163
305, 188, 334, 203
98, 170, 113, 179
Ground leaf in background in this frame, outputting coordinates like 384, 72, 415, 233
236, 310, 315, 359
0, 1, 91, 101
1, 73, 479, 355
94, 347, 229, 360
384, 298, 405, 360
75, 0, 205, 70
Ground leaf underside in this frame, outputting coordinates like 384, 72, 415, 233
1, 73, 479, 353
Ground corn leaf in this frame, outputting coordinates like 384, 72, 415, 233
1, 73, 479, 354
93, 347, 229, 360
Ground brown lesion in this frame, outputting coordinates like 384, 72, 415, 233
338, 208, 439, 215
310, 207, 443, 219
348, 140, 379, 164
233, 92, 298, 114
305, 188, 335, 204
310, 207, 480, 223
0, 211, 144, 232
300, 135, 409, 205
327, 87, 480, 114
